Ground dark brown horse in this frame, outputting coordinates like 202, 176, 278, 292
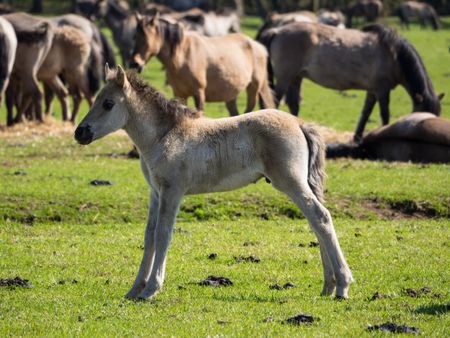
259, 22, 443, 140
345, 0, 383, 28
327, 113, 450, 163
397, 1, 440, 30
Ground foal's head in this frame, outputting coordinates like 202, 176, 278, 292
130, 13, 183, 72
75, 64, 130, 145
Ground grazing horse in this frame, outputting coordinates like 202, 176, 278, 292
398, 1, 440, 30
259, 22, 443, 140
0, 16, 17, 114
327, 113, 450, 163
3, 12, 54, 125
345, 0, 383, 28
75, 65, 353, 300
38, 26, 93, 122
131, 14, 274, 116
256, 11, 317, 40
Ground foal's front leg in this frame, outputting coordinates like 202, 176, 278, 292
138, 187, 183, 300
125, 190, 159, 299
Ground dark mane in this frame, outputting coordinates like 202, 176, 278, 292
157, 18, 184, 56
362, 24, 440, 114
15, 22, 50, 44
108, 0, 129, 20
126, 70, 200, 122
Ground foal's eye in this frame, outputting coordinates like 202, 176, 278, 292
103, 99, 115, 111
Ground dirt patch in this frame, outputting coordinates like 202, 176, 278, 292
370, 291, 392, 301
199, 276, 233, 287
283, 314, 315, 325
208, 253, 217, 260
367, 322, 419, 334
234, 255, 260, 263
404, 287, 440, 298
0, 276, 33, 288
270, 282, 298, 290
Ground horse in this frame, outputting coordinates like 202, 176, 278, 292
327, 113, 450, 163
318, 10, 346, 28
397, 1, 440, 30
38, 26, 93, 122
256, 10, 317, 40
258, 22, 443, 141
74, 65, 354, 300
345, 0, 383, 28
130, 13, 274, 116
168, 8, 241, 36
0, 16, 17, 116
3, 12, 54, 126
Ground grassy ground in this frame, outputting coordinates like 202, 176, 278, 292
1, 17, 449, 337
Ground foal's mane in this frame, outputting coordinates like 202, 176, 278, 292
362, 24, 439, 112
126, 70, 200, 123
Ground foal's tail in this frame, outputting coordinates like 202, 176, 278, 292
300, 123, 326, 203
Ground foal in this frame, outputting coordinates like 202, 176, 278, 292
75, 66, 353, 300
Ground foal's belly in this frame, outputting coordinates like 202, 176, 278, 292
185, 167, 264, 195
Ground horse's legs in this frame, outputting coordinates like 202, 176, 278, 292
125, 190, 159, 299
274, 82, 289, 109
193, 88, 205, 115
378, 91, 390, 126
245, 81, 259, 113
271, 174, 353, 298
285, 77, 302, 116
225, 98, 239, 116
6, 83, 15, 126
138, 186, 183, 300
354, 92, 377, 142
45, 77, 69, 121
44, 82, 56, 117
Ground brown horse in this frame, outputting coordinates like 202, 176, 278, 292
398, 1, 440, 30
3, 12, 54, 125
131, 13, 274, 116
327, 113, 450, 163
258, 22, 443, 141
345, 0, 383, 28
38, 26, 93, 122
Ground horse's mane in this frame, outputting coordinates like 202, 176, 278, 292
362, 24, 439, 113
157, 18, 184, 56
126, 70, 200, 123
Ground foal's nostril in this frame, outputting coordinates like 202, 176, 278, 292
74, 125, 94, 145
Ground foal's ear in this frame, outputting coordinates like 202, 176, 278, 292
116, 65, 129, 88
135, 11, 143, 22
415, 93, 424, 103
149, 12, 160, 25
438, 92, 445, 101
105, 63, 115, 82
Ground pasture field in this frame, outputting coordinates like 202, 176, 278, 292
1, 17, 450, 337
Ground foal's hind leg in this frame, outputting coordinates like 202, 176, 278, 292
271, 174, 353, 298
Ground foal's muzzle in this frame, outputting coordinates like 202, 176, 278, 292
74, 125, 94, 145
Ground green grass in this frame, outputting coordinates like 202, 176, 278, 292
1, 17, 450, 337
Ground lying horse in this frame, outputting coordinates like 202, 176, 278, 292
75, 65, 353, 300
398, 1, 440, 30
131, 13, 274, 116
327, 113, 450, 163
258, 22, 443, 140
0, 16, 17, 115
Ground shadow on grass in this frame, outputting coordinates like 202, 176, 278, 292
415, 303, 450, 315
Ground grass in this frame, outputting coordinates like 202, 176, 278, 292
1, 17, 450, 337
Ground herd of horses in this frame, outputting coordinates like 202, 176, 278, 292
0, 0, 448, 163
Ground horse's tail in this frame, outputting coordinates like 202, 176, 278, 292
98, 29, 117, 70
300, 123, 326, 203
258, 76, 275, 109
257, 28, 276, 90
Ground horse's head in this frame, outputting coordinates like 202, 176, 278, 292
130, 13, 183, 72
130, 12, 163, 72
413, 92, 444, 116
75, 64, 130, 145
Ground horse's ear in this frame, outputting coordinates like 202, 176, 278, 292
105, 63, 115, 81
116, 65, 129, 88
149, 12, 160, 25
135, 11, 142, 22
415, 93, 424, 103
438, 92, 445, 101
